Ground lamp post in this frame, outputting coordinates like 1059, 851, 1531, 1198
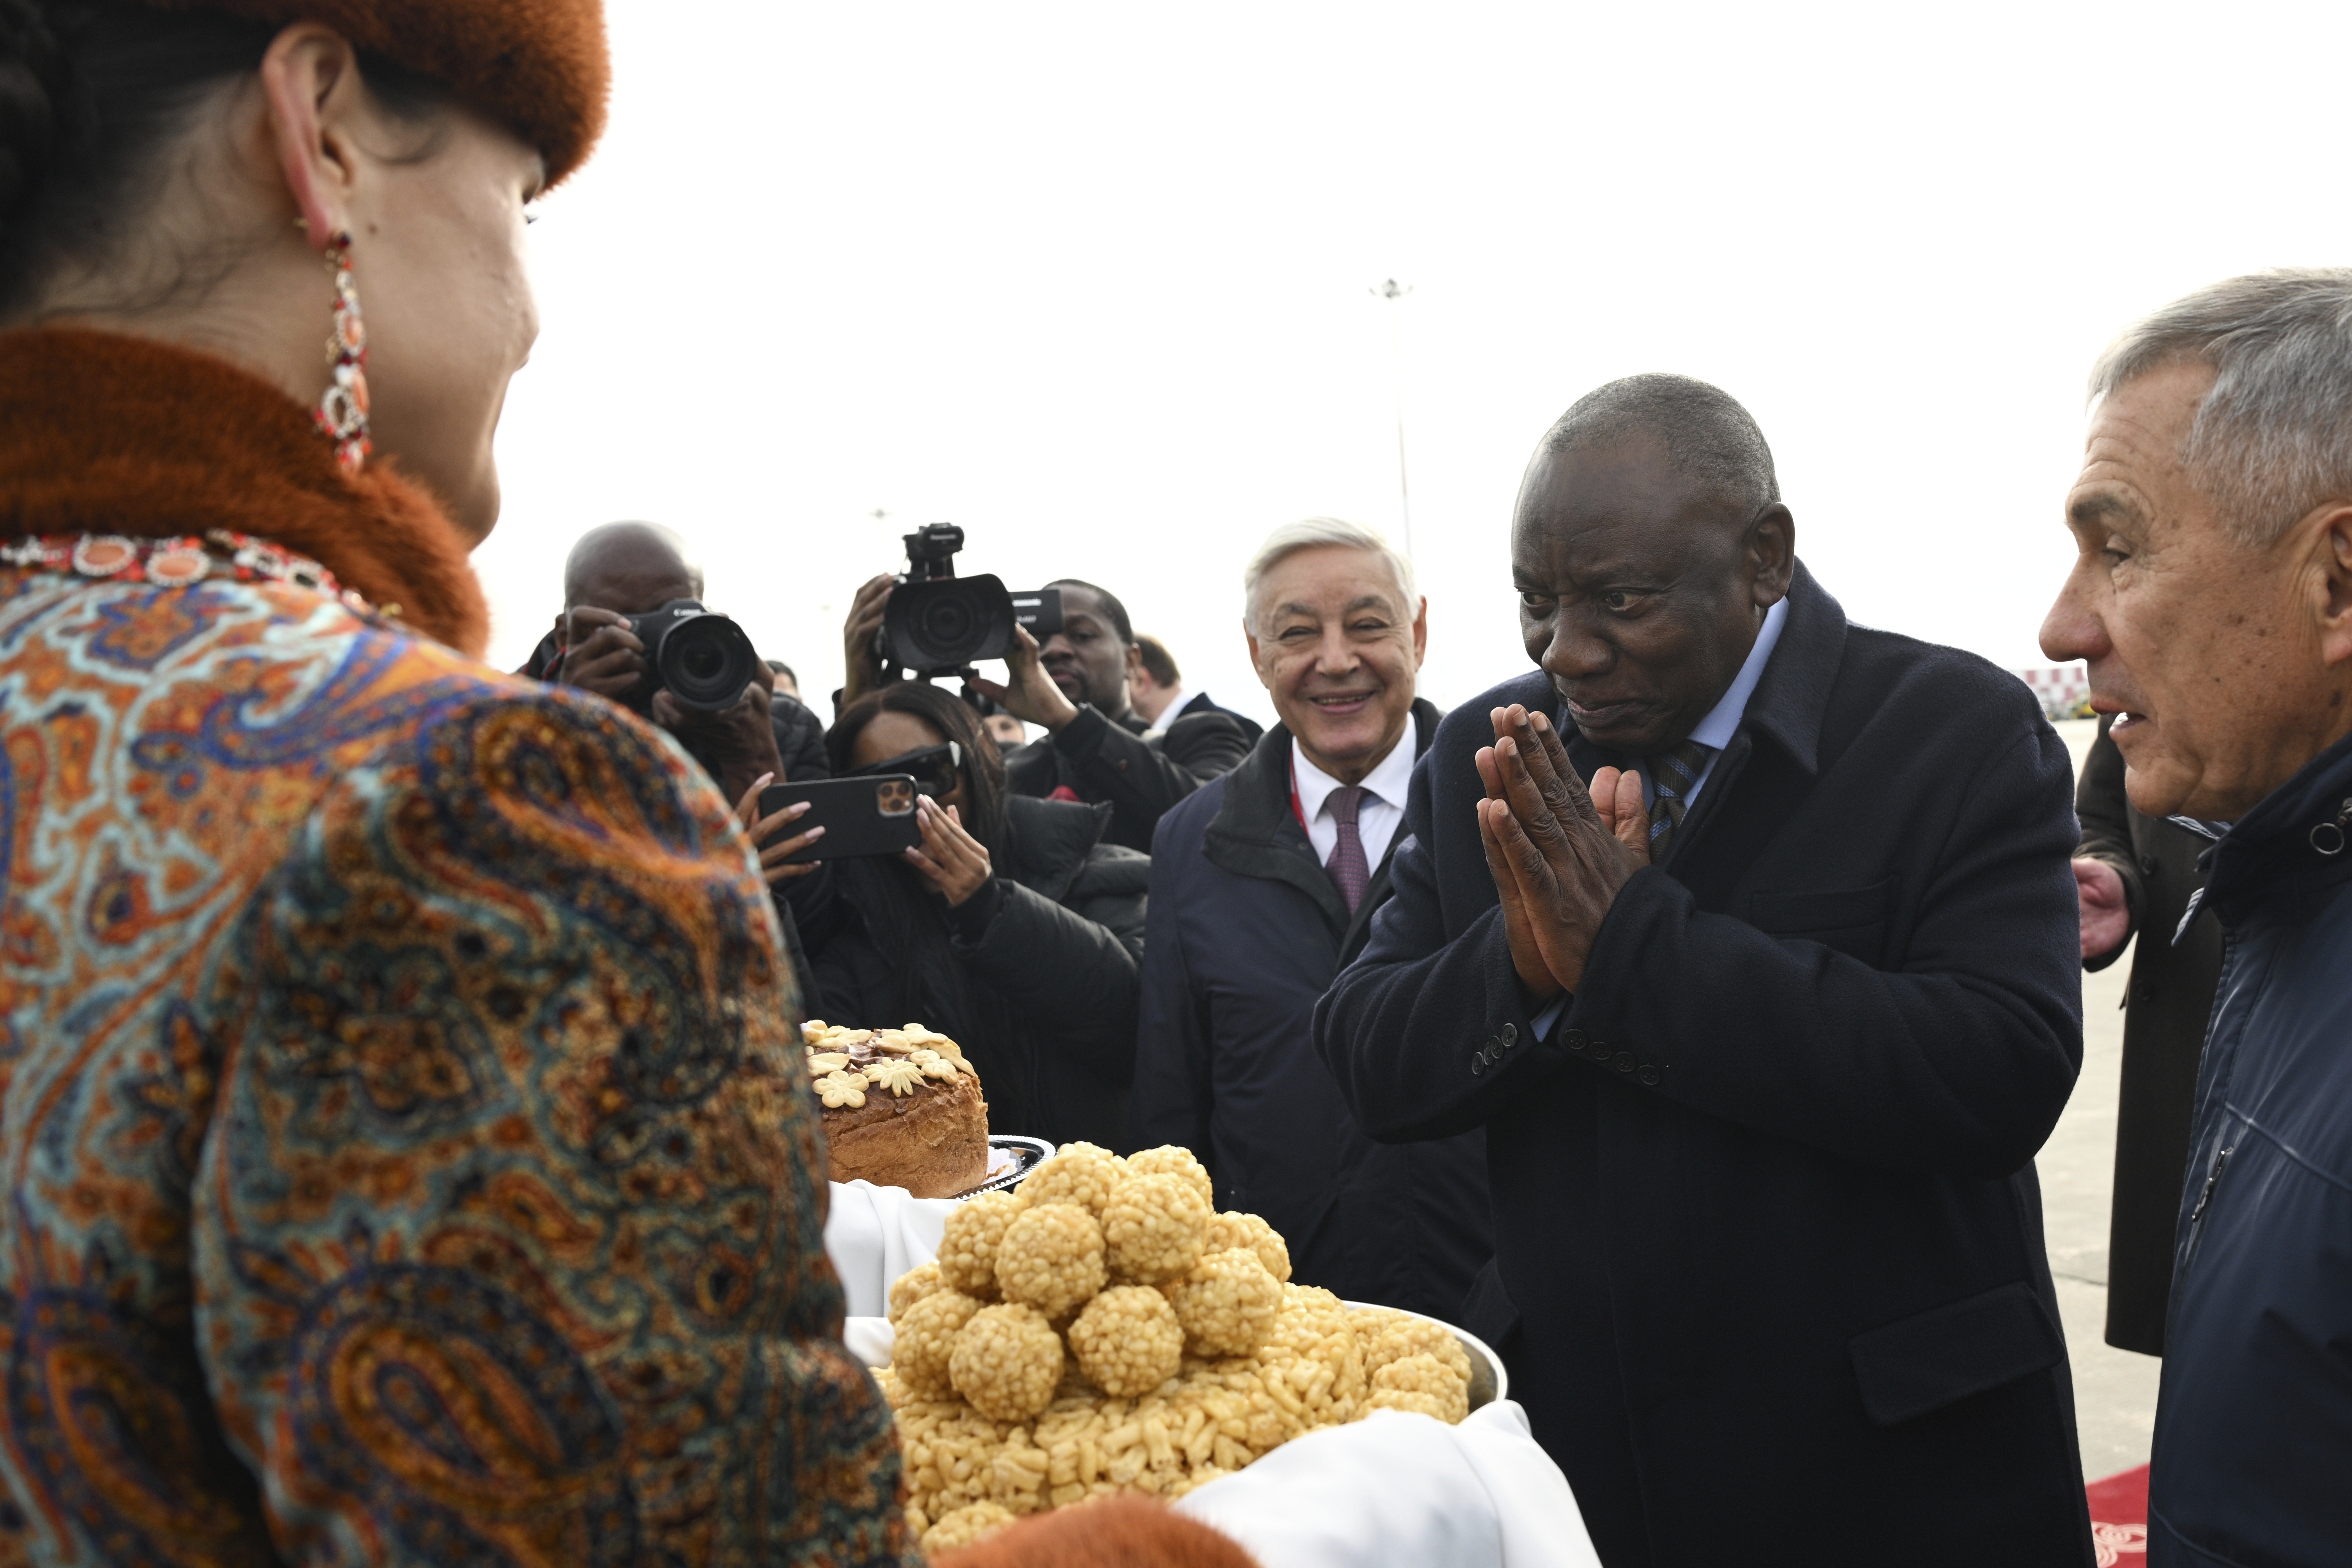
1371, 278, 1413, 558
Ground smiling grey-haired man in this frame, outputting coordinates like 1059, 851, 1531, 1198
2040, 270, 2352, 1568
1135, 518, 1492, 1316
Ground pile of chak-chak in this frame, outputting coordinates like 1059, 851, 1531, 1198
877, 1143, 1477, 1553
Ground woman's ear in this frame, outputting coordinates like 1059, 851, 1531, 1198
257, 23, 364, 251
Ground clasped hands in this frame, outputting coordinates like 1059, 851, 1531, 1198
1475, 705, 1650, 1004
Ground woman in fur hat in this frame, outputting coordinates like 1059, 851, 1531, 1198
0, 4, 1244, 1564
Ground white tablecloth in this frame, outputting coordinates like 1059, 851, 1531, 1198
823, 1179, 958, 1318
827, 1182, 1597, 1568
1175, 1401, 1599, 1568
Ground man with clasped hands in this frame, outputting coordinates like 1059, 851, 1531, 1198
1314, 376, 2093, 1565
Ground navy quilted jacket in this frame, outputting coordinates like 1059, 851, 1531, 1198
2150, 728, 2352, 1567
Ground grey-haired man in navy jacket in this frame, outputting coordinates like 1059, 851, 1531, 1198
2042, 271, 2352, 1568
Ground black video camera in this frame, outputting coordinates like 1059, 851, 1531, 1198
622, 599, 762, 714
880, 525, 1063, 677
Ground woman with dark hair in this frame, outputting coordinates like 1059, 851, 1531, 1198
809, 682, 1148, 1147
0, 1, 936, 1560
0, 3, 1267, 1563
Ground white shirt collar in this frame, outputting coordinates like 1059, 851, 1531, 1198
1140, 687, 1193, 738
1685, 596, 1790, 753
1293, 726, 1418, 821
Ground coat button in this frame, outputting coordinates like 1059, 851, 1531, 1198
1471, 1056, 1485, 1076
2141, 854, 2159, 874
1501, 1023, 1518, 1046
1563, 1030, 1587, 1052
1614, 1051, 1635, 1073
1638, 1065, 1660, 1086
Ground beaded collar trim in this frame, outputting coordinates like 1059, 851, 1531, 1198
0, 530, 397, 620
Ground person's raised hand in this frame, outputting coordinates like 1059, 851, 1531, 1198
556, 606, 646, 701
842, 574, 899, 703
968, 626, 1081, 732
1476, 788, 1562, 1003
2074, 856, 2130, 962
732, 773, 823, 885
905, 797, 994, 907
1474, 704, 1643, 996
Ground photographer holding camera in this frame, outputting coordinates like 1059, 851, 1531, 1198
530, 523, 831, 991
799, 681, 1148, 1147
842, 541, 1251, 852
539, 522, 830, 800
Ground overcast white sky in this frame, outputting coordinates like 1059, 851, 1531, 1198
475, 0, 2350, 729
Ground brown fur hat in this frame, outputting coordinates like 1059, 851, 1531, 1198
138, 0, 609, 182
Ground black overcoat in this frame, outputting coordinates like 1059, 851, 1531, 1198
1006, 703, 1253, 852
2072, 717, 2223, 1356
1313, 565, 2094, 1567
1132, 703, 1492, 1316
1176, 689, 1266, 743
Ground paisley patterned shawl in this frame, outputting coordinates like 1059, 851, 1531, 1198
0, 330, 917, 1566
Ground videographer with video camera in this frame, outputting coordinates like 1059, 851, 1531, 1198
844, 540, 1251, 853
798, 681, 1149, 1147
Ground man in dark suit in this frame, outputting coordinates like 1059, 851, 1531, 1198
1134, 520, 1488, 1315
975, 579, 1253, 852
2072, 717, 2222, 1357
1314, 375, 2092, 1565
1132, 632, 1267, 744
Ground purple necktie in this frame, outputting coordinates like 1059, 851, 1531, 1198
1325, 785, 1370, 914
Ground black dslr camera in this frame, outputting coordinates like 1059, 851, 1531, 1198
880, 525, 1063, 677
622, 600, 762, 714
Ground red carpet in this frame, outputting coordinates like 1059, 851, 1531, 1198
2086, 1465, 2148, 1565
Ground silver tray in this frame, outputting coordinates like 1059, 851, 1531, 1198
1343, 1300, 1509, 1412
955, 1135, 1054, 1199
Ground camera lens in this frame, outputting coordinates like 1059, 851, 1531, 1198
883, 575, 1018, 672
658, 611, 760, 712
919, 594, 975, 649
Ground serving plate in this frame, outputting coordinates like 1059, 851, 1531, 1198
1343, 1300, 1508, 1412
954, 1135, 1053, 1199
850, 1291, 1508, 1413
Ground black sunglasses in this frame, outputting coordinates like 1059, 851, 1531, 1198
850, 740, 963, 799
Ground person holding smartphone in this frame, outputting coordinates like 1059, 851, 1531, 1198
795, 682, 1148, 1148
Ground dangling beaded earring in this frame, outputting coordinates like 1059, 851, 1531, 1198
314, 230, 371, 474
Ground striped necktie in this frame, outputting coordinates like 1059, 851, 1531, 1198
1644, 740, 1714, 860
